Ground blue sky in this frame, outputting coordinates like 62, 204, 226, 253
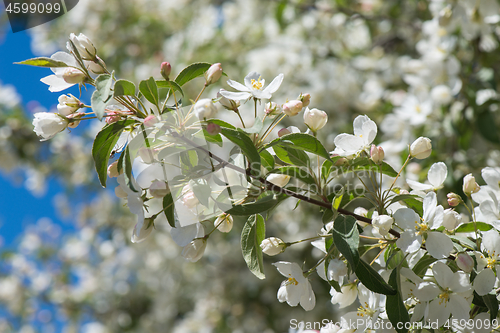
0, 26, 79, 246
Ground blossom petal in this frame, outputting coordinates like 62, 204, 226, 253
414, 282, 440, 302
394, 208, 421, 230
482, 167, 500, 191
300, 280, 316, 311
396, 230, 422, 254
474, 268, 496, 296
40, 75, 74, 92
427, 298, 451, 327
262, 73, 284, 95
334, 133, 364, 153
449, 294, 472, 321
406, 179, 434, 191
226, 79, 251, 92
285, 282, 303, 306
243, 71, 262, 88
361, 118, 377, 145
218, 90, 252, 101
432, 261, 454, 288
170, 223, 202, 247
422, 192, 438, 222
482, 229, 500, 255
426, 232, 453, 259
273, 261, 304, 281
353, 115, 372, 137
427, 162, 447, 188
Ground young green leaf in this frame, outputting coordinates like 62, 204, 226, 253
139, 77, 159, 109
455, 222, 493, 233
113, 79, 136, 97
92, 120, 135, 187
273, 144, 310, 167
260, 149, 275, 171
239, 116, 264, 134
225, 195, 278, 216
121, 146, 138, 192
15, 57, 68, 68
412, 254, 437, 278
332, 215, 360, 270
241, 214, 266, 279
162, 188, 176, 228
156, 80, 184, 97
265, 133, 331, 160
355, 259, 396, 295
91, 74, 113, 120
386, 267, 410, 333
175, 62, 213, 87
482, 294, 499, 322
220, 128, 261, 173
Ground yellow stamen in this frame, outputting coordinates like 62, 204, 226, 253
414, 220, 428, 235
251, 77, 263, 90
438, 289, 450, 305
357, 302, 376, 317
487, 257, 496, 269
286, 277, 298, 286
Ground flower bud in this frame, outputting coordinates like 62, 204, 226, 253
442, 208, 461, 230
267, 174, 291, 187
303, 107, 328, 132
217, 91, 240, 111
456, 252, 474, 273
204, 63, 223, 85
138, 147, 155, 164
447, 193, 461, 207
131, 217, 154, 243
299, 93, 311, 107
463, 173, 480, 195
182, 186, 199, 208
206, 122, 221, 135
85, 58, 106, 74
282, 100, 303, 117
409, 137, 432, 159
62, 68, 86, 84
260, 237, 286, 256
70, 33, 97, 60
160, 62, 172, 81
181, 238, 207, 262
278, 128, 291, 137
194, 98, 217, 119
334, 157, 347, 166
105, 111, 121, 125
149, 180, 169, 198
370, 145, 385, 164
264, 102, 281, 116
327, 259, 348, 282
57, 94, 81, 116
372, 215, 394, 236
107, 161, 121, 178
214, 214, 233, 233
33, 112, 69, 141
143, 115, 159, 128
67, 112, 84, 128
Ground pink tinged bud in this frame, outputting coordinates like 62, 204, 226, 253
399, 189, 410, 195
206, 123, 221, 135
205, 63, 223, 85
62, 68, 86, 84
160, 62, 172, 81
181, 238, 207, 262
149, 180, 170, 198
264, 102, 281, 116
282, 100, 303, 117
447, 192, 461, 207
456, 252, 474, 273
260, 237, 286, 256
214, 214, 233, 233
143, 115, 159, 128
300, 93, 311, 107
463, 173, 480, 195
303, 107, 328, 132
334, 157, 347, 166
105, 111, 121, 125
66, 112, 84, 128
138, 147, 155, 164
409, 137, 432, 159
370, 145, 385, 163
278, 128, 291, 137
107, 161, 121, 178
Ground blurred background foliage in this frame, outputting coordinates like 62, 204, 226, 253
0, 0, 500, 332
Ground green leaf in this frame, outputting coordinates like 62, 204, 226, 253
273, 166, 316, 185
265, 133, 331, 160
220, 128, 261, 174
482, 294, 499, 322
260, 149, 275, 171
273, 145, 310, 167
455, 222, 493, 233
201, 129, 223, 147
225, 195, 278, 216
241, 214, 266, 279
389, 194, 424, 216
322, 209, 334, 224
121, 146, 138, 192
240, 116, 264, 134
387, 249, 406, 270
15, 57, 68, 68
113, 79, 136, 97
355, 259, 396, 295
332, 215, 360, 271
180, 150, 198, 175
190, 179, 211, 207
91, 74, 113, 120
386, 267, 410, 333
162, 188, 176, 228
325, 257, 341, 292
174, 62, 212, 87
207, 119, 235, 130
321, 159, 333, 181
347, 158, 398, 177
449, 235, 477, 251
139, 77, 159, 109
156, 80, 184, 97
412, 254, 437, 278
92, 120, 135, 187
